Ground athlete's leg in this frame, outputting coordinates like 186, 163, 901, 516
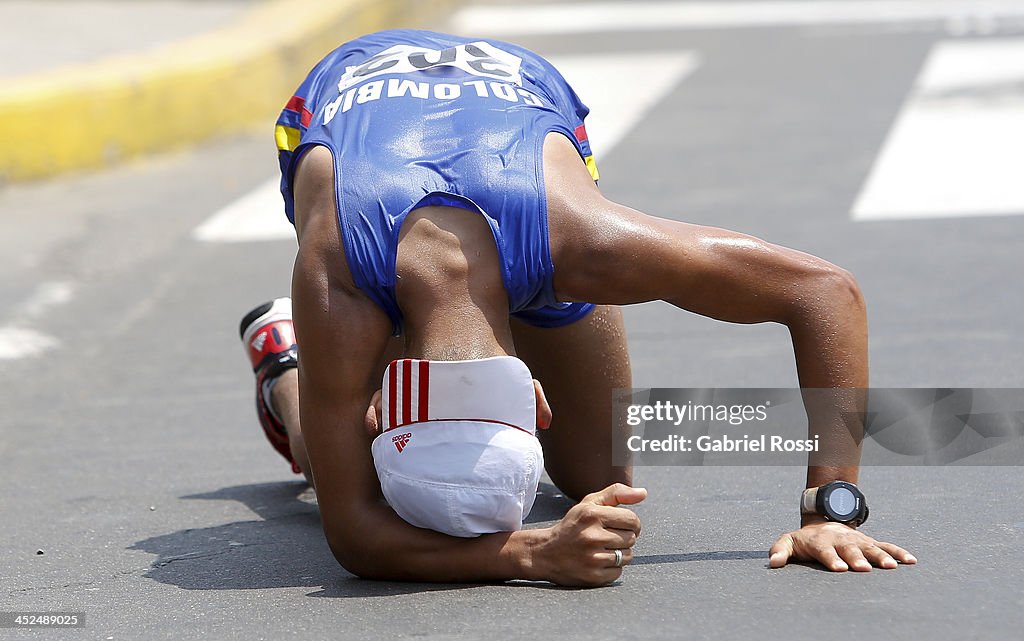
267, 337, 403, 485
268, 369, 308, 481
255, 143, 408, 486
511, 306, 632, 501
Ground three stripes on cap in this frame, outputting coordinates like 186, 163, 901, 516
385, 359, 430, 430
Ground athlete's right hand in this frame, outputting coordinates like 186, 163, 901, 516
529, 483, 647, 587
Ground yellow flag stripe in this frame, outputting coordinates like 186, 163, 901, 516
275, 125, 301, 152
584, 155, 600, 182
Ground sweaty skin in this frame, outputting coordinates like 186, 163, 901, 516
285, 133, 914, 587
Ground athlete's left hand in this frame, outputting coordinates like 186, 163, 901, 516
769, 520, 917, 571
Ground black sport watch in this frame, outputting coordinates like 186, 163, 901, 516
801, 481, 869, 527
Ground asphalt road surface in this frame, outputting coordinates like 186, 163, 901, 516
2, 1, 1023, 639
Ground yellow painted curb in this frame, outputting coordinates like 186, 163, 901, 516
0, 0, 459, 181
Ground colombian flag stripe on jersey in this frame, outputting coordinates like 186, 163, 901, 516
282, 95, 314, 129
574, 124, 599, 181
275, 125, 300, 152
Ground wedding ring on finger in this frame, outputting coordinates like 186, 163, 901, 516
613, 549, 623, 568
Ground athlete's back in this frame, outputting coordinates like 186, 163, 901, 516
276, 30, 599, 333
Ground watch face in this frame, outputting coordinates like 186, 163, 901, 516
827, 486, 857, 518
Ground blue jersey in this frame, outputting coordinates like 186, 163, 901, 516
276, 30, 598, 334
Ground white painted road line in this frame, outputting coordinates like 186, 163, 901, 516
853, 38, 1024, 221
193, 177, 292, 243
194, 51, 700, 243
18, 281, 74, 318
452, 1, 1024, 36
0, 327, 59, 361
0, 281, 75, 361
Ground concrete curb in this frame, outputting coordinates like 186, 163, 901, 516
0, 0, 459, 182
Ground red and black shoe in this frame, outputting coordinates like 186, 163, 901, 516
239, 297, 301, 474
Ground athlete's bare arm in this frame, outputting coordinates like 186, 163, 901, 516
542, 133, 915, 572
290, 146, 644, 587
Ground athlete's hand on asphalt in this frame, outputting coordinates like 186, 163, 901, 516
769, 520, 917, 572
533, 483, 646, 587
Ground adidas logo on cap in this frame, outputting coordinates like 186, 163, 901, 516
392, 432, 412, 453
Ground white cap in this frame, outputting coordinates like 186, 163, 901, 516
370, 356, 544, 538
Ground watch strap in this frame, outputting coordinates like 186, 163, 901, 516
851, 502, 869, 528
800, 487, 818, 514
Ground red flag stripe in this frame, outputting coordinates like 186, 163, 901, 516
300, 107, 313, 128
284, 95, 306, 113
574, 124, 588, 142
418, 360, 429, 422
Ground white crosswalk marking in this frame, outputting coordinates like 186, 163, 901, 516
193, 51, 700, 243
853, 38, 1024, 221
550, 52, 701, 163
452, 1, 1024, 36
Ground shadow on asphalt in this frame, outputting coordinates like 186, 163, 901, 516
632, 553, 839, 573
130, 481, 337, 592
129, 480, 578, 597
632, 551, 766, 565
524, 482, 575, 524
